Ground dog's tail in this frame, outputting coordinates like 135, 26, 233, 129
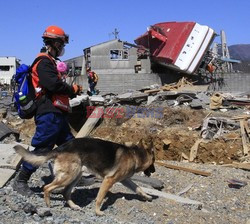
14, 145, 57, 166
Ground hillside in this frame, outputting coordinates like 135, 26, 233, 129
229, 44, 250, 61
229, 44, 250, 72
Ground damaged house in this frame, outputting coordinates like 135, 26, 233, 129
65, 39, 161, 94
0, 57, 20, 85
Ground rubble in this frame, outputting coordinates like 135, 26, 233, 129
1, 82, 250, 166
0, 122, 19, 142
0, 80, 250, 223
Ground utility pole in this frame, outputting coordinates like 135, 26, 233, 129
221, 30, 233, 72
112, 28, 119, 39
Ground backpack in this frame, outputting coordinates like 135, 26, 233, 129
93, 72, 99, 82
88, 71, 99, 83
13, 56, 46, 119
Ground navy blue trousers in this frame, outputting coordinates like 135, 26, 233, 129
89, 82, 97, 95
22, 112, 74, 172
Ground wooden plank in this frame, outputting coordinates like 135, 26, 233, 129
231, 115, 250, 120
76, 106, 104, 138
204, 111, 212, 119
189, 139, 203, 162
144, 89, 161, 94
155, 161, 211, 177
116, 181, 202, 205
140, 186, 202, 205
244, 120, 250, 136
221, 163, 250, 170
240, 119, 249, 155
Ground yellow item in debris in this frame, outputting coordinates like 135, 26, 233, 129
210, 92, 223, 109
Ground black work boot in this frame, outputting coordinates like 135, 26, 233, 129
13, 169, 34, 197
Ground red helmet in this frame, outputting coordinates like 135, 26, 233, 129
42, 25, 69, 44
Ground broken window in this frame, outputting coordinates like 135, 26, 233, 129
110, 49, 129, 60
0, 66, 10, 71
134, 65, 141, 73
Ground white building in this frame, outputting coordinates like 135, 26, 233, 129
0, 57, 20, 85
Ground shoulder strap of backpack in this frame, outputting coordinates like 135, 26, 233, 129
29, 53, 55, 71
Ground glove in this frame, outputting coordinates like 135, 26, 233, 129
72, 84, 83, 95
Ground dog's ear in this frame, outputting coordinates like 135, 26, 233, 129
144, 139, 154, 153
138, 137, 154, 151
137, 139, 144, 148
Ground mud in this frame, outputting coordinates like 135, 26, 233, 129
91, 106, 244, 165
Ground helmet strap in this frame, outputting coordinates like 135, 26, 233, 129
52, 44, 60, 57
52, 41, 65, 57
43, 38, 63, 58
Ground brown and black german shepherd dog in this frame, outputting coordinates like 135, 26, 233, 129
14, 137, 155, 216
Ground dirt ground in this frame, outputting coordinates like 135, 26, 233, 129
90, 106, 244, 165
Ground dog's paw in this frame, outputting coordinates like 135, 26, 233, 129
68, 201, 81, 210
144, 194, 153, 201
95, 210, 105, 216
71, 205, 81, 210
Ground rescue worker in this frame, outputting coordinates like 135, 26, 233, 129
13, 25, 82, 196
86, 67, 99, 96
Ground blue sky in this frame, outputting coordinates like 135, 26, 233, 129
0, 0, 249, 64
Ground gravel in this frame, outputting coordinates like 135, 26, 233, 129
0, 161, 249, 224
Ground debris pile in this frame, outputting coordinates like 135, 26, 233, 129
1, 80, 250, 167
143, 77, 195, 94
0, 79, 250, 224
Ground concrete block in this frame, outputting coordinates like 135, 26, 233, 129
0, 143, 33, 170
0, 168, 15, 188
